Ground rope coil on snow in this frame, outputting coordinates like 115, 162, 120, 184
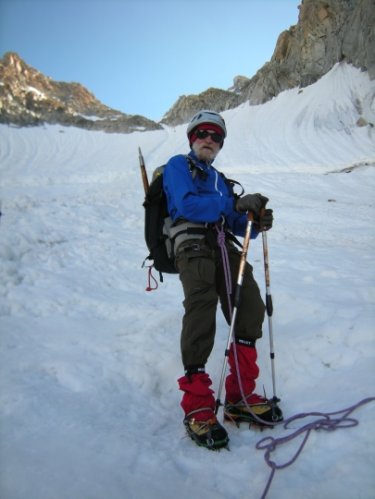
256, 396, 375, 499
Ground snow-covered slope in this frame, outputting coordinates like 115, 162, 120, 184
0, 63, 374, 499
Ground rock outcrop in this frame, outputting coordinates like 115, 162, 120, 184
0, 52, 162, 132
162, 0, 375, 125
161, 88, 241, 127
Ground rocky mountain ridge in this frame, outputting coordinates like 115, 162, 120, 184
0, 52, 162, 133
162, 0, 375, 125
0, 0, 374, 132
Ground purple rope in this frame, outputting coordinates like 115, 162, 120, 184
256, 396, 375, 499
216, 224, 233, 318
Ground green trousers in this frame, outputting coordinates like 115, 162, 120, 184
175, 242, 265, 370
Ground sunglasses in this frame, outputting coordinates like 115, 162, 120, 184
195, 129, 224, 144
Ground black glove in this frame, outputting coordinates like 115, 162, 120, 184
253, 208, 273, 232
235, 193, 268, 215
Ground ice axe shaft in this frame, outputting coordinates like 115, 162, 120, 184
138, 147, 149, 194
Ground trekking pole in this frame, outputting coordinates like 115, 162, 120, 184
215, 212, 253, 415
138, 147, 149, 194
260, 210, 280, 415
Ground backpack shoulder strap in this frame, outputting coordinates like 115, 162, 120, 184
185, 155, 199, 180
219, 171, 244, 197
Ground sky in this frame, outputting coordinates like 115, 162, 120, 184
0, 0, 301, 121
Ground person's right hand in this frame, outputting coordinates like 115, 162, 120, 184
235, 193, 268, 215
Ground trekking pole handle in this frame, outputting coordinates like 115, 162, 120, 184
238, 212, 253, 272
259, 206, 267, 232
260, 208, 273, 316
233, 212, 253, 306
138, 147, 149, 194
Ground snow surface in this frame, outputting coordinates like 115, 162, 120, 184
0, 63, 375, 499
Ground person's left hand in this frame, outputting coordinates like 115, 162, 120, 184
253, 208, 273, 231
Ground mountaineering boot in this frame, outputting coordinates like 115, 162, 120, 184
224, 341, 283, 426
224, 393, 283, 426
179, 371, 229, 449
184, 414, 229, 450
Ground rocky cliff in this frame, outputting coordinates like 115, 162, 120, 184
162, 0, 375, 126
0, 52, 162, 132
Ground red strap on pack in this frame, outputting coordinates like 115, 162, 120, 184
145, 265, 158, 291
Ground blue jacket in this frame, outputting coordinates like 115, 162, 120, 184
163, 151, 257, 239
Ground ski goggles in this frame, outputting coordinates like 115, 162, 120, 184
195, 129, 224, 144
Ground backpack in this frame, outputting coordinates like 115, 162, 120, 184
142, 156, 244, 284
143, 157, 196, 281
